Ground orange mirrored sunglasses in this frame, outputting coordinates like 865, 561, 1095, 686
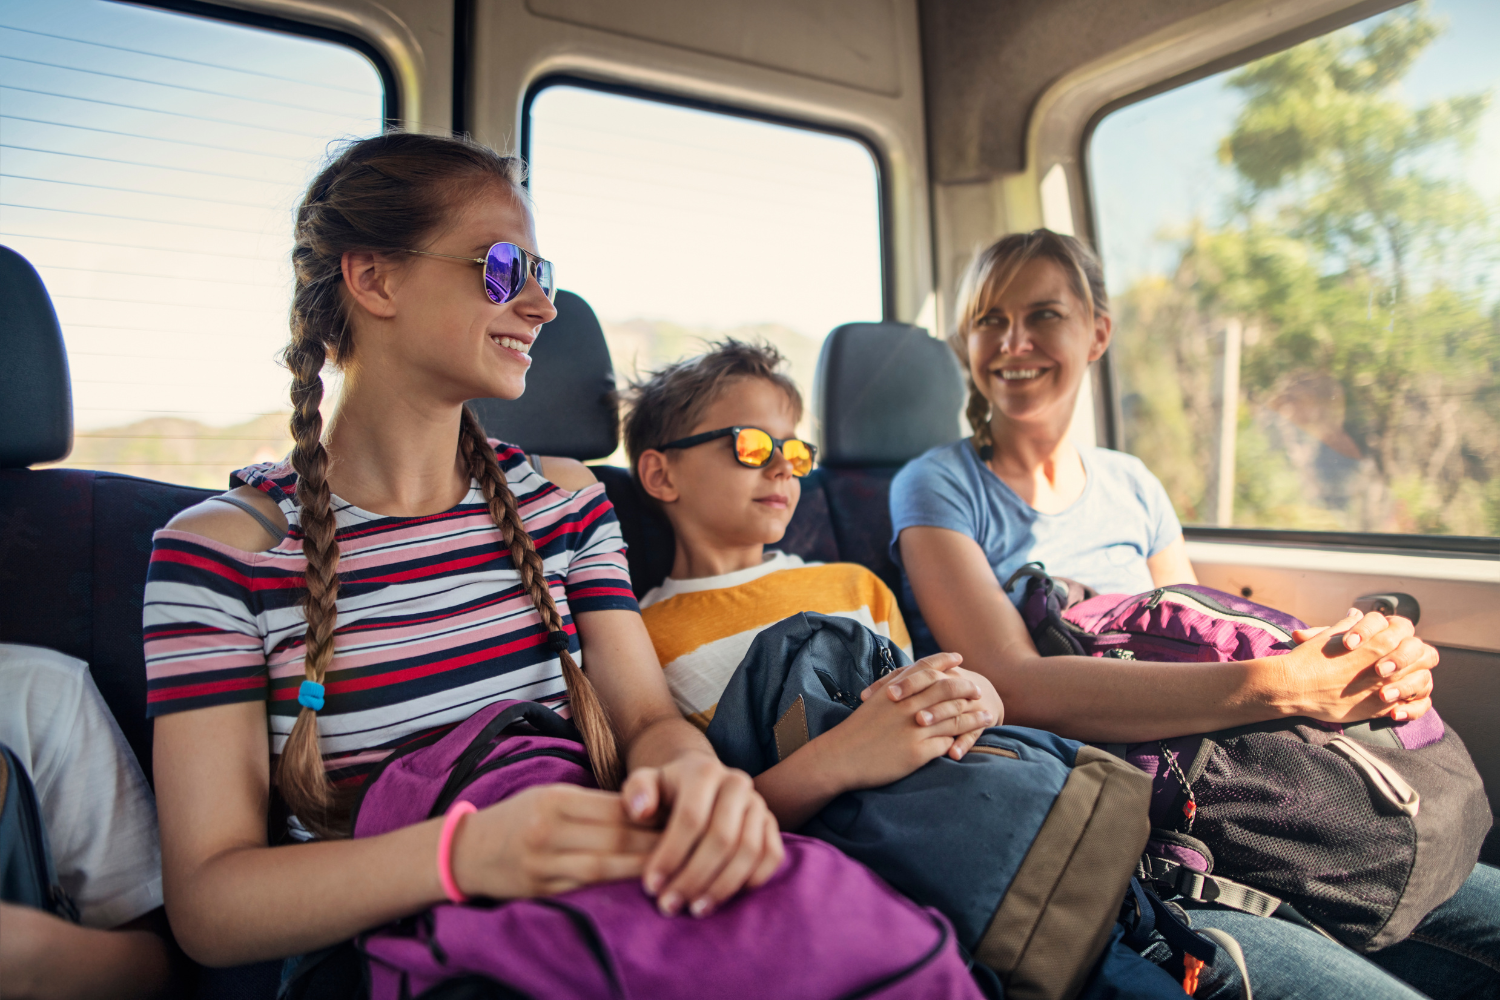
657, 426, 817, 477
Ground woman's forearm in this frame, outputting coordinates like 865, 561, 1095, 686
973, 651, 1283, 743
166, 816, 446, 967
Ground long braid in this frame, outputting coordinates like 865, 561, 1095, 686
965, 382, 993, 460
269, 132, 536, 836
275, 293, 346, 836
457, 408, 624, 789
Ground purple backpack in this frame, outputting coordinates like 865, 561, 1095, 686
349, 700, 985, 1000
1008, 564, 1491, 952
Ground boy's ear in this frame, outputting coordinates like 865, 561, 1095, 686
636, 450, 679, 504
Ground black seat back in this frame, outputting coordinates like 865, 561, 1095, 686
811, 323, 966, 596
0, 245, 217, 782
1, 246, 72, 469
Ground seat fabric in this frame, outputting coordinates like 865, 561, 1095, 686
0, 468, 217, 782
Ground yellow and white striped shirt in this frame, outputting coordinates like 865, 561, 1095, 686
640, 552, 913, 730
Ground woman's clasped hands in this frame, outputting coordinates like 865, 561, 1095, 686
1280, 608, 1437, 724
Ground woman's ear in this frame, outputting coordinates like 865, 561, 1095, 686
636, 450, 680, 505
1087, 310, 1113, 363
341, 250, 401, 320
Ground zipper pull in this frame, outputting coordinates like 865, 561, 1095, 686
1145, 588, 1165, 610
878, 644, 896, 677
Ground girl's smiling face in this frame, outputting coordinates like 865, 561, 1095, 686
965, 256, 1112, 429
351, 182, 558, 406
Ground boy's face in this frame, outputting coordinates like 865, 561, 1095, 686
645, 377, 802, 549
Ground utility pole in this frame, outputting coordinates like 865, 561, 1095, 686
1215, 318, 1242, 527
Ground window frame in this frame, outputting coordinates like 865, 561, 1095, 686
520, 73, 894, 324
1076, 0, 1497, 555
121, 0, 400, 127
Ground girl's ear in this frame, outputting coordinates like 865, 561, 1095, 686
341, 250, 401, 319
1087, 310, 1113, 363
636, 450, 679, 505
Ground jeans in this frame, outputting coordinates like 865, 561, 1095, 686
1368, 862, 1500, 1000
1181, 863, 1500, 1000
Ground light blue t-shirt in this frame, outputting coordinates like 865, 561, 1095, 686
889, 440, 1182, 655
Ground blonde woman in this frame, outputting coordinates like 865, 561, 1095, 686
889, 228, 1496, 999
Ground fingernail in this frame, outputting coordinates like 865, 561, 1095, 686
1348, 608, 1360, 618
1346, 633, 1362, 649
644, 871, 663, 896
659, 892, 682, 916
916, 710, 932, 725
978, 711, 992, 723
1377, 660, 1395, 677
630, 793, 649, 817
1393, 708, 1409, 721
1382, 685, 1399, 703
888, 684, 901, 698
690, 898, 712, 918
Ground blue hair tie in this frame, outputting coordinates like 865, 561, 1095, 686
298, 680, 326, 711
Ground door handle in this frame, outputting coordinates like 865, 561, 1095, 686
1353, 593, 1420, 625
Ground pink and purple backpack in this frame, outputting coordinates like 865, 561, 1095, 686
347, 700, 986, 1000
1007, 563, 1491, 951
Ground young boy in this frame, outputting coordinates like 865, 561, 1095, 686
625, 340, 1003, 828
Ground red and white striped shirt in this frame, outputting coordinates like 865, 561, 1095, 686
143, 442, 637, 783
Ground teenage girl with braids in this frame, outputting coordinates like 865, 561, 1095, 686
887, 229, 1500, 999
141, 132, 781, 968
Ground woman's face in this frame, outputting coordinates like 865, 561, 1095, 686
965, 256, 1111, 430
350, 182, 558, 405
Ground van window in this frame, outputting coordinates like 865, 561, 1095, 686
1089, 0, 1499, 537
526, 84, 884, 436
0, 0, 384, 487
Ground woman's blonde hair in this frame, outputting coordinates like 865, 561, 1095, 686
948, 229, 1108, 456
279, 132, 621, 836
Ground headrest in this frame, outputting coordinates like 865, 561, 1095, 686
0, 246, 72, 469
469, 290, 618, 461
813, 323, 965, 467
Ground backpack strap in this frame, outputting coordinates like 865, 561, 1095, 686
1139, 855, 1282, 918
0, 745, 79, 922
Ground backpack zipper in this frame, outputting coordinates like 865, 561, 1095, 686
1143, 587, 1293, 642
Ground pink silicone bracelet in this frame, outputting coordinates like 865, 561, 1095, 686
437, 800, 477, 904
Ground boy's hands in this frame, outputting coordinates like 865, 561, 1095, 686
819, 652, 999, 791
861, 652, 1005, 760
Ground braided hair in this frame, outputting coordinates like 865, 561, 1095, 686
947, 230, 1108, 459
277, 132, 621, 836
